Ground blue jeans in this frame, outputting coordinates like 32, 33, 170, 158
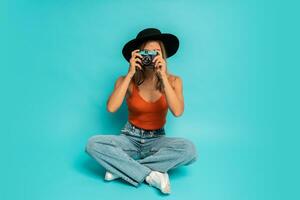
85, 121, 198, 187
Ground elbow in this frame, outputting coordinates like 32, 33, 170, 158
173, 104, 184, 117
107, 98, 122, 113
107, 106, 115, 113
107, 105, 118, 113
173, 110, 184, 117
107, 102, 117, 113
174, 112, 183, 117
173, 105, 184, 117
106, 98, 116, 113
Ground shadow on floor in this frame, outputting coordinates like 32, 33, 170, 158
75, 152, 190, 183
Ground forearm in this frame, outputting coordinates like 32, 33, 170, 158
161, 74, 184, 116
107, 73, 133, 112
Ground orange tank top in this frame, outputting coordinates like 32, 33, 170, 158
126, 82, 168, 130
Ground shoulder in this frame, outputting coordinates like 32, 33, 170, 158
114, 75, 133, 98
114, 75, 126, 89
114, 75, 134, 92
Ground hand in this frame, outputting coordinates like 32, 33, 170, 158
153, 50, 167, 77
128, 49, 143, 77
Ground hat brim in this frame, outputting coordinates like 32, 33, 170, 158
122, 33, 179, 62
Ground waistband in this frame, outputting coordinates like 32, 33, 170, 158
121, 121, 165, 137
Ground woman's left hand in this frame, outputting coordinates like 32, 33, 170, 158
153, 51, 167, 77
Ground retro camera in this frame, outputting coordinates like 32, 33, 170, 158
139, 50, 158, 69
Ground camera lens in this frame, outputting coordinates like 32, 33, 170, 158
142, 55, 152, 65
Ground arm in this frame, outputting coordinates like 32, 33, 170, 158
161, 74, 184, 117
107, 48, 143, 112
106, 73, 133, 113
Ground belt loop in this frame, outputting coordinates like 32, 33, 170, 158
141, 129, 144, 137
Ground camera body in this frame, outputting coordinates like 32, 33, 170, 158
139, 50, 158, 69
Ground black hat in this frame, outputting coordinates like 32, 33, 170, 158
122, 28, 179, 62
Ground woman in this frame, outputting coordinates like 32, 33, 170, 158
85, 28, 198, 194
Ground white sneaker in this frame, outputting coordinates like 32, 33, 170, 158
145, 171, 171, 194
104, 171, 120, 181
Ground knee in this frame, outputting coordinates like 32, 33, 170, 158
85, 135, 106, 154
85, 136, 96, 154
180, 139, 198, 163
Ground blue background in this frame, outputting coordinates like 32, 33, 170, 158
1, 0, 299, 199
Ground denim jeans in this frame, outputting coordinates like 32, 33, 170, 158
85, 121, 198, 187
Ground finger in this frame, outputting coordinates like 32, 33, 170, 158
136, 63, 143, 70
158, 61, 164, 69
131, 49, 140, 55
153, 56, 160, 63
153, 57, 162, 66
135, 57, 142, 64
155, 65, 161, 72
154, 61, 161, 69
153, 55, 163, 63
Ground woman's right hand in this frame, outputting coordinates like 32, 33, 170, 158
128, 49, 143, 76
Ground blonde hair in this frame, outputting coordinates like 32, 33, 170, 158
133, 40, 169, 92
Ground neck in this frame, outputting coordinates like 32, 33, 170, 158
143, 68, 156, 82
